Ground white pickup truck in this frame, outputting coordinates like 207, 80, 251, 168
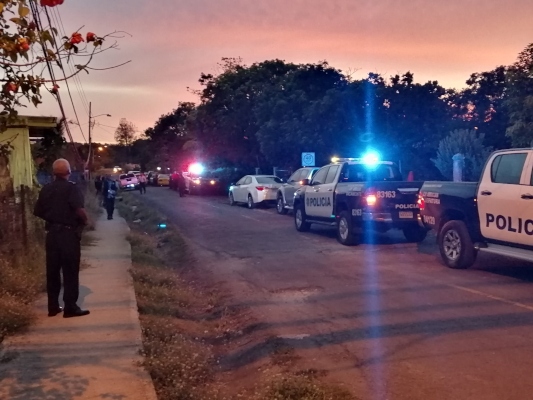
419, 148, 533, 269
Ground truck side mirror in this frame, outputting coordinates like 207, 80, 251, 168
300, 179, 310, 186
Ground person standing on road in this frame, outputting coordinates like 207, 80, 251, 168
102, 175, 118, 220
138, 172, 147, 194
33, 158, 90, 318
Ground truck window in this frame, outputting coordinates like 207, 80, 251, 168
490, 153, 528, 185
341, 164, 402, 182
311, 167, 329, 185
325, 165, 340, 184
288, 170, 302, 183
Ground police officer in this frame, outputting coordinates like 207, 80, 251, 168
33, 159, 90, 318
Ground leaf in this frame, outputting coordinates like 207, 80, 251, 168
9, 53, 18, 63
19, 6, 30, 18
46, 49, 56, 59
21, 52, 29, 61
10, 18, 23, 25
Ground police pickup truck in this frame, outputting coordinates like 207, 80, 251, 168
293, 156, 427, 245
419, 148, 533, 269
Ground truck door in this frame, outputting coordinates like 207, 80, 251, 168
305, 166, 331, 218
519, 154, 533, 242
478, 151, 531, 245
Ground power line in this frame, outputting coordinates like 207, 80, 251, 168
29, 2, 83, 166
52, 8, 91, 116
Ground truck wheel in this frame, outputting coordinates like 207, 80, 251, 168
403, 225, 428, 243
247, 195, 255, 209
337, 211, 359, 246
229, 193, 235, 206
276, 195, 288, 215
294, 205, 311, 232
439, 220, 477, 269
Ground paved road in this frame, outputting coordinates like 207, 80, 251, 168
136, 187, 533, 400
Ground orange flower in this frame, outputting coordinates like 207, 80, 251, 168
70, 32, 84, 45
41, 0, 64, 7
5, 83, 18, 93
86, 32, 96, 42
18, 38, 30, 52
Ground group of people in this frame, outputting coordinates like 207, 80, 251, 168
94, 175, 117, 220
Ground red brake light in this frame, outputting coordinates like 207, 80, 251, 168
417, 195, 425, 211
256, 186, 265, 191
366, 194, 377, 206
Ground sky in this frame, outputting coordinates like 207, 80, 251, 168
29, 0, 533, 143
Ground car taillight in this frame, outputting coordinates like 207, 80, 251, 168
256, 186, 265, 191
417, 195, 425, 211
366, 194, 377, 206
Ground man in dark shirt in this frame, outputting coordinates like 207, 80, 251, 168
34, 158, 90, 318
102, 175, 118, 220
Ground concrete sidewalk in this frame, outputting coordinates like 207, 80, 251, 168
0, 212, 157, 400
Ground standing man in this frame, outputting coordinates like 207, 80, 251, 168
33, 159, 90, 318
138, 171, 147, 194
102, 175, 118, 220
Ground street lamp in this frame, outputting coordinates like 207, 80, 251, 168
87, 102, 111, 179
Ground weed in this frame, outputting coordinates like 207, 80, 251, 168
262, 375, 354, 400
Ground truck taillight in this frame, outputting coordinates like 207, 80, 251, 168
366, 194, 377, 206
256, 186, 265, 191
417, 195, 425, 211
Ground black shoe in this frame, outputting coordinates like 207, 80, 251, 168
63, 308, 90, 318
48, 306, 63, 317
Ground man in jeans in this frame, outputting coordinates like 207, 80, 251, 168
34, 159, 90, 318
102, 175, 118, 220
138, 172, 147, 194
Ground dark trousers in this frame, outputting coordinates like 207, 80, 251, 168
46, 229, 81, 312
139, 182, 146, 194
106, 198, 115, 219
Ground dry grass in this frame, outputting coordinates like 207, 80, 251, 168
262, 375, 354, 400
117, 193, 216, 400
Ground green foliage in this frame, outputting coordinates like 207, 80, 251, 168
432, 129, 492, 181
505, 44, 533, 146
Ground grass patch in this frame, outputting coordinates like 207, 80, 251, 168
263, 375, 354, 400
117, 192, 214, 400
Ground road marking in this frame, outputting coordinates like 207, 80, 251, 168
448, 283, 533, 312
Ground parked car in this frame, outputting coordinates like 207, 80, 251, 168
119, 173, 139, 191
229, 175, 284, 209
157, 174, 170, 186
419, 148, 533, 269
276, 167, 319, 214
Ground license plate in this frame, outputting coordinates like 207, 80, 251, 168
399, 211, 413, 219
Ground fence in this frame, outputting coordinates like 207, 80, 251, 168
0, 185, 41, 259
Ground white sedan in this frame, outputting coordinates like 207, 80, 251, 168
229, 175, 283, 209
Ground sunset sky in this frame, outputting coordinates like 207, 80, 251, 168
30, 0, 533, 143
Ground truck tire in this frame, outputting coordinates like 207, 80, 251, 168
276, 194, 288, 215
337, 210, 359, 246
439, 220, 477, 269
294, 205, 311, 232
403, 225, 428, 243
229, 192, 235, 206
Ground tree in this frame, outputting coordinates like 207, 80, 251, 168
432, 129, 492, 181
114, 118, 137, 146
0, 0, 124, 121
453, 66, 510, 149
505, 43, 533, 146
